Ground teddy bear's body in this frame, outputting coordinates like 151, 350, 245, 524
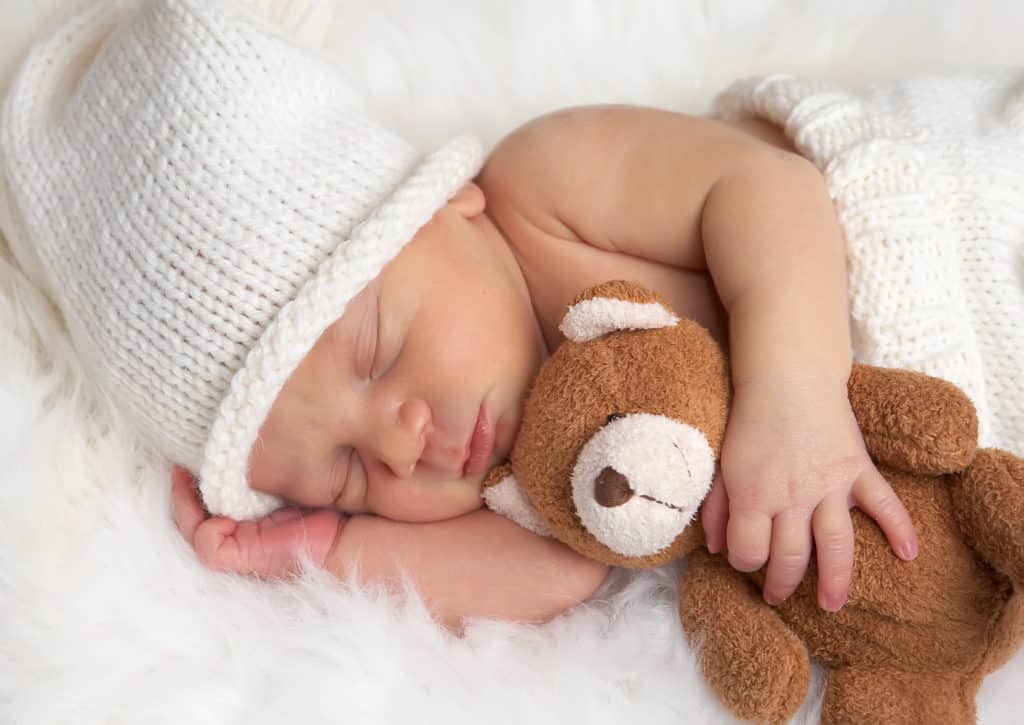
484, 281, 1024, 725
737, 466, 1022, 722
790, 467, 1019, 669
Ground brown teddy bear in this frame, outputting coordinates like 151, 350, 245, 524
483, 280, 1024, 725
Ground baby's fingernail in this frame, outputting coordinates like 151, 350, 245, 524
763, 592, 781, 606
899, 541, 919, 560
820, 593, 845, 612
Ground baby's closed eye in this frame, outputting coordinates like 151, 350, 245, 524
355, 295, 380, 380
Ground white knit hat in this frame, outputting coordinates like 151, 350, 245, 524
0, 0, 484, 519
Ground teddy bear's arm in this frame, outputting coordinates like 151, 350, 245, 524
951, 448, 1024, 592
678, 550, 810, 725
848, 364, 978, 475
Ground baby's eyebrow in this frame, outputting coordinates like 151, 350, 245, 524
318, 310, 358, 373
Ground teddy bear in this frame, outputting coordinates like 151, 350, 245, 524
482, 280, 1024, 725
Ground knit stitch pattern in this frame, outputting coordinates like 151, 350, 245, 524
715, 73, 1024, 456
0, 0, 483, 518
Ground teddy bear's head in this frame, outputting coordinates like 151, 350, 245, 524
487, 281, 731, 568
485, 280, 1024, 725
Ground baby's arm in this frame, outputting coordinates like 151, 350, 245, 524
325, 508, 608, 630
171, 467, 607, 630
693, 122, 919, 609
482, 107, 918, 610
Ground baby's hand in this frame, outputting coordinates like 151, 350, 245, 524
699, 379, 919, 611
170, 466, 344, 577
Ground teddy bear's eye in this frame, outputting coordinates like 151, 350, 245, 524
606, 413, 625, 424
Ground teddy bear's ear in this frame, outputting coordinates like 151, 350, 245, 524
481, 465, 553, 538
559, 280, 679, 343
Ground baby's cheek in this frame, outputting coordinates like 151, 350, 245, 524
335, 457, 369, 514
446, 489, 486, 518
367, 478, 485, 523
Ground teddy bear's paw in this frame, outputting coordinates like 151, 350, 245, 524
696, 625, 810, 725
848, 364, 978, 475
680, 552, 810, 724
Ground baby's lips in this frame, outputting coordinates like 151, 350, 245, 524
462, 404, 496, 477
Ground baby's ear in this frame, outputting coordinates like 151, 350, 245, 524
448, 181, 486, 219
559, 280, 679, 343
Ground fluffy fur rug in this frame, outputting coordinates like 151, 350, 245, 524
2, 1, 1023, 723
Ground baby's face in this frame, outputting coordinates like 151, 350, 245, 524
247, 183, 546, 522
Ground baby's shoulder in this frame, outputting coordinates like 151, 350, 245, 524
476, 106, 729, 350
478, 107, 616, 241
478, 105, 667, 247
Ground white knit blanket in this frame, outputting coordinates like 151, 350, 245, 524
716, 73, 1024, 457
2, 2, 1024, 724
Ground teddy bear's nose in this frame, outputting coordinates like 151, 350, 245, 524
594, 466, 634, 507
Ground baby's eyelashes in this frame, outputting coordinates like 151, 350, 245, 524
354, 303, 379, 380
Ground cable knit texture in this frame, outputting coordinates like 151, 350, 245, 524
715, 74, 1024, 457
0, 0, 483, 519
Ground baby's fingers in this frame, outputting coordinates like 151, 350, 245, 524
700, 474, 728, 554
192, 516, 253, 573
726, 509, 772, 572
763, 511, 812, 605
812, 495, 854, 611
170, 465, 206, 542
852, 468, 919, 561
196, 511, 342, 576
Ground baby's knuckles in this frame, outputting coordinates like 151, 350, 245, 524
724, 390, 869, 504
192, 518, 244, 572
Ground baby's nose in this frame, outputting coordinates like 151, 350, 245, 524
380, 399, 430, 477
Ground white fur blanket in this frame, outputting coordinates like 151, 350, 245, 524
2, 2, 1023, 723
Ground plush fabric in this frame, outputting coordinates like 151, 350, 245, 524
481, 279, 1023, 725
2, 1, 1024, 723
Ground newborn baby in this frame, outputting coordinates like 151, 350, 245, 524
4, 0, 1021, 631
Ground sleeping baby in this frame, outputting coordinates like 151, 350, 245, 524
2, 0, 1021, 631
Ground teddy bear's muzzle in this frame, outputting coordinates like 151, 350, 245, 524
594, 466, 694, 514
572, 413, 715, 557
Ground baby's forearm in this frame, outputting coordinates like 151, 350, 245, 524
325, 509, 609, 631
702, 152, 851, 389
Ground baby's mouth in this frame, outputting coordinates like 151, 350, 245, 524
462, 403, 495, 477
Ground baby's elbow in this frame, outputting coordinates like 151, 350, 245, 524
573, 556, 611, 605
575, 556, 611, 602
536, 551, 610, 622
